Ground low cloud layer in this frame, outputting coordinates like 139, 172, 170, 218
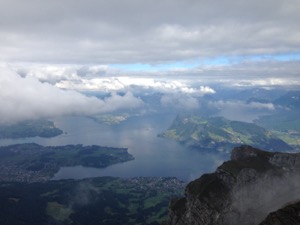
8, 61, 300, 90
10, 64, 219, 94
0, 0, 300, 65
0, 68, 143, 124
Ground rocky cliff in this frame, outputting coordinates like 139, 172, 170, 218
259, 201, 300, 225
168, 145, 300, 225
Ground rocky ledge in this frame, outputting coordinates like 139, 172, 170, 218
168, 145, 300, 225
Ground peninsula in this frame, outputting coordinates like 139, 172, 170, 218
0, 119, 63, 139
0, 143, 134, 182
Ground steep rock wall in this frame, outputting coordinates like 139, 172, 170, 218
168, 145, 300, 225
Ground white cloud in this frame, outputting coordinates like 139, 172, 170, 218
7, 60, 300, 90
228, 78, 297, 87
41, 70, 217, 95
209, 100, 275, 122
247, 102, 275, 110
0, 68, 143, 124
199, 86, 216, 94
210, 100, 275, 111
12, 64, 111, 85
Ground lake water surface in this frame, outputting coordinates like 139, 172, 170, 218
0, 114, 228, 181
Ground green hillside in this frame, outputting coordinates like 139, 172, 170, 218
159, 116, 292, 152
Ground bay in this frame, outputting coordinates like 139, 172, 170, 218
0, 114, 228, 181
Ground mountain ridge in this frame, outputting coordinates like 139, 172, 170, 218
167, 145, 300, 225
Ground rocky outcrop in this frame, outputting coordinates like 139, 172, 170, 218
168, 145, 300, 225
259, 201, 300, 225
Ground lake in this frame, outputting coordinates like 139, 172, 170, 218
0, 114, 228, 181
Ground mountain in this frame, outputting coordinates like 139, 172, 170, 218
209, 87, 287, 102
273, 90, 300, 109
251, 90, 300, 149
167, 145, 300, 225
159, 116, 292, 152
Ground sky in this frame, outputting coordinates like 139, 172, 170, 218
0, 0, 300, 123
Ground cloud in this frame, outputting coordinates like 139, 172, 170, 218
199, 86, 215, 94
210, 100, 275, 111
0, 0, 300, 65
61, 76, 217, 95
160, 94, 199, 110
247, 102, 275, 110
7, 59, 300, 90
69, 181, 100, 207
12, 64, 111, 85
226, 173, 300, 225
14, 65, 217, 94
0, 68, 143, 124
209, 100, 275, 122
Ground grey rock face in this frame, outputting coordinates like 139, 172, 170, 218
259, 201, 300, 225
167, 145, 300, 225
269, 152, 300, 169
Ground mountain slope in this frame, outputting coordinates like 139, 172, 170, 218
160, 116, 292, 151
273, 90, 300, 109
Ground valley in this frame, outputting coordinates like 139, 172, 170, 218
0, 176, 184, 225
